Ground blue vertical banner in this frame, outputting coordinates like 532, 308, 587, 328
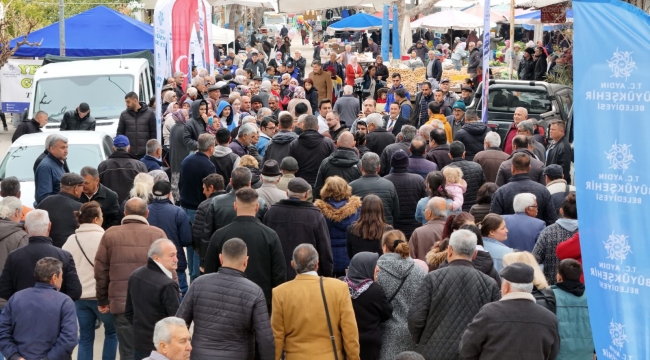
381, 4, 390, 61
481, 0, 490, 123
574, 0, 650, 358
392, 5, 400, 61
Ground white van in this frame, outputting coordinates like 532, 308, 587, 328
29, 58, 154, 137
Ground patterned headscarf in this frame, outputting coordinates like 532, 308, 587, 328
172, 109, 188, 125
345, 252, 379, 299
293, 86, 306, 99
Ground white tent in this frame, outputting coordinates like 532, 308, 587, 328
411, 9, 497, 30
212, 25, 235, 44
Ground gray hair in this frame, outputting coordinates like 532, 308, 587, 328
191, 77, 203, 87
419, 124, 433, 140
469, 41, 476, 47
292, 243, 319, 273
287, 190, 308, 199
198, 68, 209, 77
401, 125, 417, 141
148, 238, 174, 258
505, 279, 535, 293
25, 209, 50, 236
146, 139, 162, 155
261, 175, 281, 183
152, 317, 187, 350
484, 131, 501, 148
198, 133, 215, 152
269, 95, 280, 103
513, 193, 536, 213
0, 196, 22, 219
361, 152, 380, 174
241, 116, 257, 125
427, 197, 447, 219
239, 123, 258, 138
260, 81, 272, 92
449, 229, 477, 258
366, 113, 384, 129
80, 166, 99, 179
257, 108, 273, 119
46, 134, 68, 150
517, 119, 535, 134
515, 107, 529, 118
130, 173, 154, 201
303, 115, 319, 131
297, 114, 308, 124
149, 170, 169, 183
343, 85, 353, 95
34, 257, 62, 283
187, 87, 198, 97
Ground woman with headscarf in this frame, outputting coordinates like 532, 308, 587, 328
287, 86, 312, 116
162, 101, 179, 146
268, 51, 284, 69
345, 56, 363, 87
217, 100, 236, 132
343, 252, 393, 360
229, 97, 242, 122
161, 91, 177, 115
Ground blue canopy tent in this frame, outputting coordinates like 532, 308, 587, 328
10, 6, 154, 57
327, 13, 391, 31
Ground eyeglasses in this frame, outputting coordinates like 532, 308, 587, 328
528, 205, 538, 208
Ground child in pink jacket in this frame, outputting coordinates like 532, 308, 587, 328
443, 166, 467, 211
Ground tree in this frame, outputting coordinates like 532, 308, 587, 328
0, 0, 42, 67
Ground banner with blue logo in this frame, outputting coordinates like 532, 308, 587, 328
481, 0, 490, 123
574, 0, 650, 357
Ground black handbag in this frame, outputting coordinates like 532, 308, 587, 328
320, 277, 339, 360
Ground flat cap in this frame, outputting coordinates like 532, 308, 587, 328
500, 263, 534, 284
60, 173, 85, 186
208, 84, 221, 92
287, 177, 311, 193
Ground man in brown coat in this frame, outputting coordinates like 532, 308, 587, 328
94, 197, 167, 360
495, 135, 546, 186
409, 197, 446, 261
271, 244, 360, 360
473, 131, 509, 183
308, 60, 333, 103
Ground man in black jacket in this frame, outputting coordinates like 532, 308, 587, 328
201, 168, 268, 266
125, 239, 181, 360
454, 109, 490, 161
383, 102, 409, 137
313, 132, 361, 199
288, 115, 335, 186
533, 47, 548, 81
263, 178, 333, 281
491, 152, 557, 225
365, 113, 396, 157
385, 151, 427, 238
443, 141, 486, 212
37, 173, 84, 248
410, 82, 435, 128
80, 166, 120, 229
408, 229, 500, 359
177, 238, 275, 358
425, 128, 452, 169
204, 188, 285, 312
263, 112, 298, 164
59, 103, 95, 131
424, 51, 442, 83
192, 174, 226, 260
546, 120, 572, 184
467, 42, 482, 77
12, 111, 47, 143
350, 153, 400, 225
0, 209, 82, 301
98, 135, 149, 204
116, 92, 157, 159
380, 125, 416, 176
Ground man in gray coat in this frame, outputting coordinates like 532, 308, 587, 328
495, 135, 546, 186
407, 229, 500, 359
459, 263, 560, 360
176, 238, 275, 360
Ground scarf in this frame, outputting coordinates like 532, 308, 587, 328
345, 252, 379, 299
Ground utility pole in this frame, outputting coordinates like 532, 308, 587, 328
59, 0, 65, 55
508, 0, 515, 79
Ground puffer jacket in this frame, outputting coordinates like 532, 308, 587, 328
176, 267, 275, 360
552, 285, 593, 359
98, 150, 149, 204
147, 199, 193, 272
191, 191, 226, 255
94, 215, 167, 314
407, 260, 501, 360
288, 130, 335, 185
169, 121, 190, 174
116, 102, 157, 157
60, 109, 96, 131
350, 175, 400, 226
313, 148, 362, 199
443, 158, 486, 211
184, 100, 208, 151
314, 197, 361, 275
384, 169, 427, 238
376, 253, 427, 360
454, 123, 491, 161
0, 219, 28, 304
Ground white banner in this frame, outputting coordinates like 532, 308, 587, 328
1, 59, 42, 113
481, 0, 491, 123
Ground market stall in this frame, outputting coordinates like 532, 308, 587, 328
326, 13, 391, 55
411, 9, 497, 31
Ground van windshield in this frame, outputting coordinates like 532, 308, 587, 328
33, 75, 134, 122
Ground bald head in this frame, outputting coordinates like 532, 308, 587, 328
513, 107, 528, 124
337, 131, 355, 148
125, 197, 149, 217
426, 196, 447, 220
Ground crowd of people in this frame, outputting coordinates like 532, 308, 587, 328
1, 26, 586, 360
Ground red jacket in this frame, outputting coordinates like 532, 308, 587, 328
556, 232, 584, 283
345, 64, 362, 86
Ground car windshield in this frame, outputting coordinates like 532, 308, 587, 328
488, 88, 552, 114
0, 145, 103, 181
33, 75, 133, 122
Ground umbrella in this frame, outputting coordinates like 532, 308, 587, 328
463, 4, 508, 23
327, 12, 390, 31
411, 9, 497, 30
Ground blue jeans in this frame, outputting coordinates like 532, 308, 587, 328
177, 269, 188, 300
183, 208, 200, 283
76, 300, 118, 360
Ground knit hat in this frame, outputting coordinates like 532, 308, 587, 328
452, 100, 466, 111
280, 157, 299, 171
251, 95, 263, 104
391, 150, 409, 169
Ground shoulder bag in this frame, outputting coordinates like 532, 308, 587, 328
387, 263, 415, 302
75, 235, 95, 267
320, 277, 339, 360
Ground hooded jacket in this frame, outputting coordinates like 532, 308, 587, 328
184, 100, 208, 151
313, 148, 362, 199
314, 197, 361, 274
60, 109, 96, 131
210, 145, 240, 185
217, 100, 236, 132
454, 123, 491, 161
116, 102, 157, 157
376, 253, 427, 360
534, 52, 548, 80
288, 130, 335, 185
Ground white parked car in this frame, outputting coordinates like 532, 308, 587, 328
0, 131, 114, 206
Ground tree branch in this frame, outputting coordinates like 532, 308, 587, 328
405, 0, 442, 19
